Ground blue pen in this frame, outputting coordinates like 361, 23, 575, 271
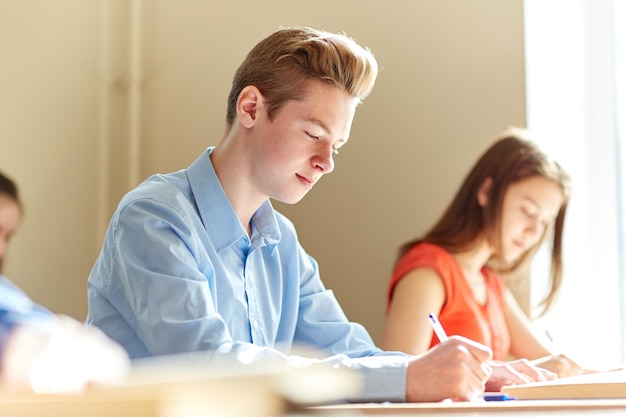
428, 313, 448, 342
483, 394, 517, 401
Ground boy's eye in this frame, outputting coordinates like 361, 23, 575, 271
305, 130, 342, 155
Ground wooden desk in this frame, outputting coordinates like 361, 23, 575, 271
4, 365, 626, 416
311, 368, 626, 416
0, 378, 285, 417
0, 360, 359, 417
312, 399, 626, 416
4, 392, 626, 417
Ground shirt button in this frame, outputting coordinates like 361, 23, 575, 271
252, 320, 259, 329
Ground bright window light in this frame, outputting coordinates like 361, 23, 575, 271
524, 0, 624, 369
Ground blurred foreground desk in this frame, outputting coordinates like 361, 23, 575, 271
0, 377, 284, 417
0, 356, 358, 417
312, 399, 626, 416
3, 362, 626, 417
5, 396, 626, 417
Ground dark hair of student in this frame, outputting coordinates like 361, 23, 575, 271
0, 171, 21, 209
0, 171, 22, 273
397, 128, 571, 315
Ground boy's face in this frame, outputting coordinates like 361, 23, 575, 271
250, 81, 359, 204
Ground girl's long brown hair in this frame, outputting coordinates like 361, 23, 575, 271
397, 128, 571, 315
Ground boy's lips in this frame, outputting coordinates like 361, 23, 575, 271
296, 173, 315, 189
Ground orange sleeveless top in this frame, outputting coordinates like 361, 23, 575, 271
387, 242, 510, 360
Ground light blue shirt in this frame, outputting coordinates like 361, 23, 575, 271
0, 275, 54, 356
87, 148, 409, 402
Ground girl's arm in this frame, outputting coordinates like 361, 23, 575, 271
504, 288, 553, 359
381, 267, 446, 354
504, 289, 584, 377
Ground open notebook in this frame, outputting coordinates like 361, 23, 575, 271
501, 368, 626, 400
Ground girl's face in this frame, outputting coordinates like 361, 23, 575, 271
0, 195, 21, 268
498, 175, 564, 262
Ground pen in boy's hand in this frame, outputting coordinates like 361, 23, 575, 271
428, 313, 448, 342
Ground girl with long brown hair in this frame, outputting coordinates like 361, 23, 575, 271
383, 128, 586, 377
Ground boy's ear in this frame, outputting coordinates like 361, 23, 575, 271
477, 177, 493, 207
236, 86, 263, 128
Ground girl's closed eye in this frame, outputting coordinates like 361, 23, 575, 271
522, 205, 537, 219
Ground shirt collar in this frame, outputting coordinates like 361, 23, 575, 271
186, 148, 281, 252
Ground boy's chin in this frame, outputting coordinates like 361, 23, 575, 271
275, 192, 309, 205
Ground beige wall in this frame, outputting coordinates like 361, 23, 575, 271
0, 0, 102, 319
0, 0, 525, 343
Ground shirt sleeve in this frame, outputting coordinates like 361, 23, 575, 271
285, 239, 409, 402
0, 276, 55, 361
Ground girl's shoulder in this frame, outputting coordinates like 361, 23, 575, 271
397, 242, 460, 275
405, 242, 455, 262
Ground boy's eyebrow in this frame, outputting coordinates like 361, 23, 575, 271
304, 117, 348, 143
304, 117, 330, 134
